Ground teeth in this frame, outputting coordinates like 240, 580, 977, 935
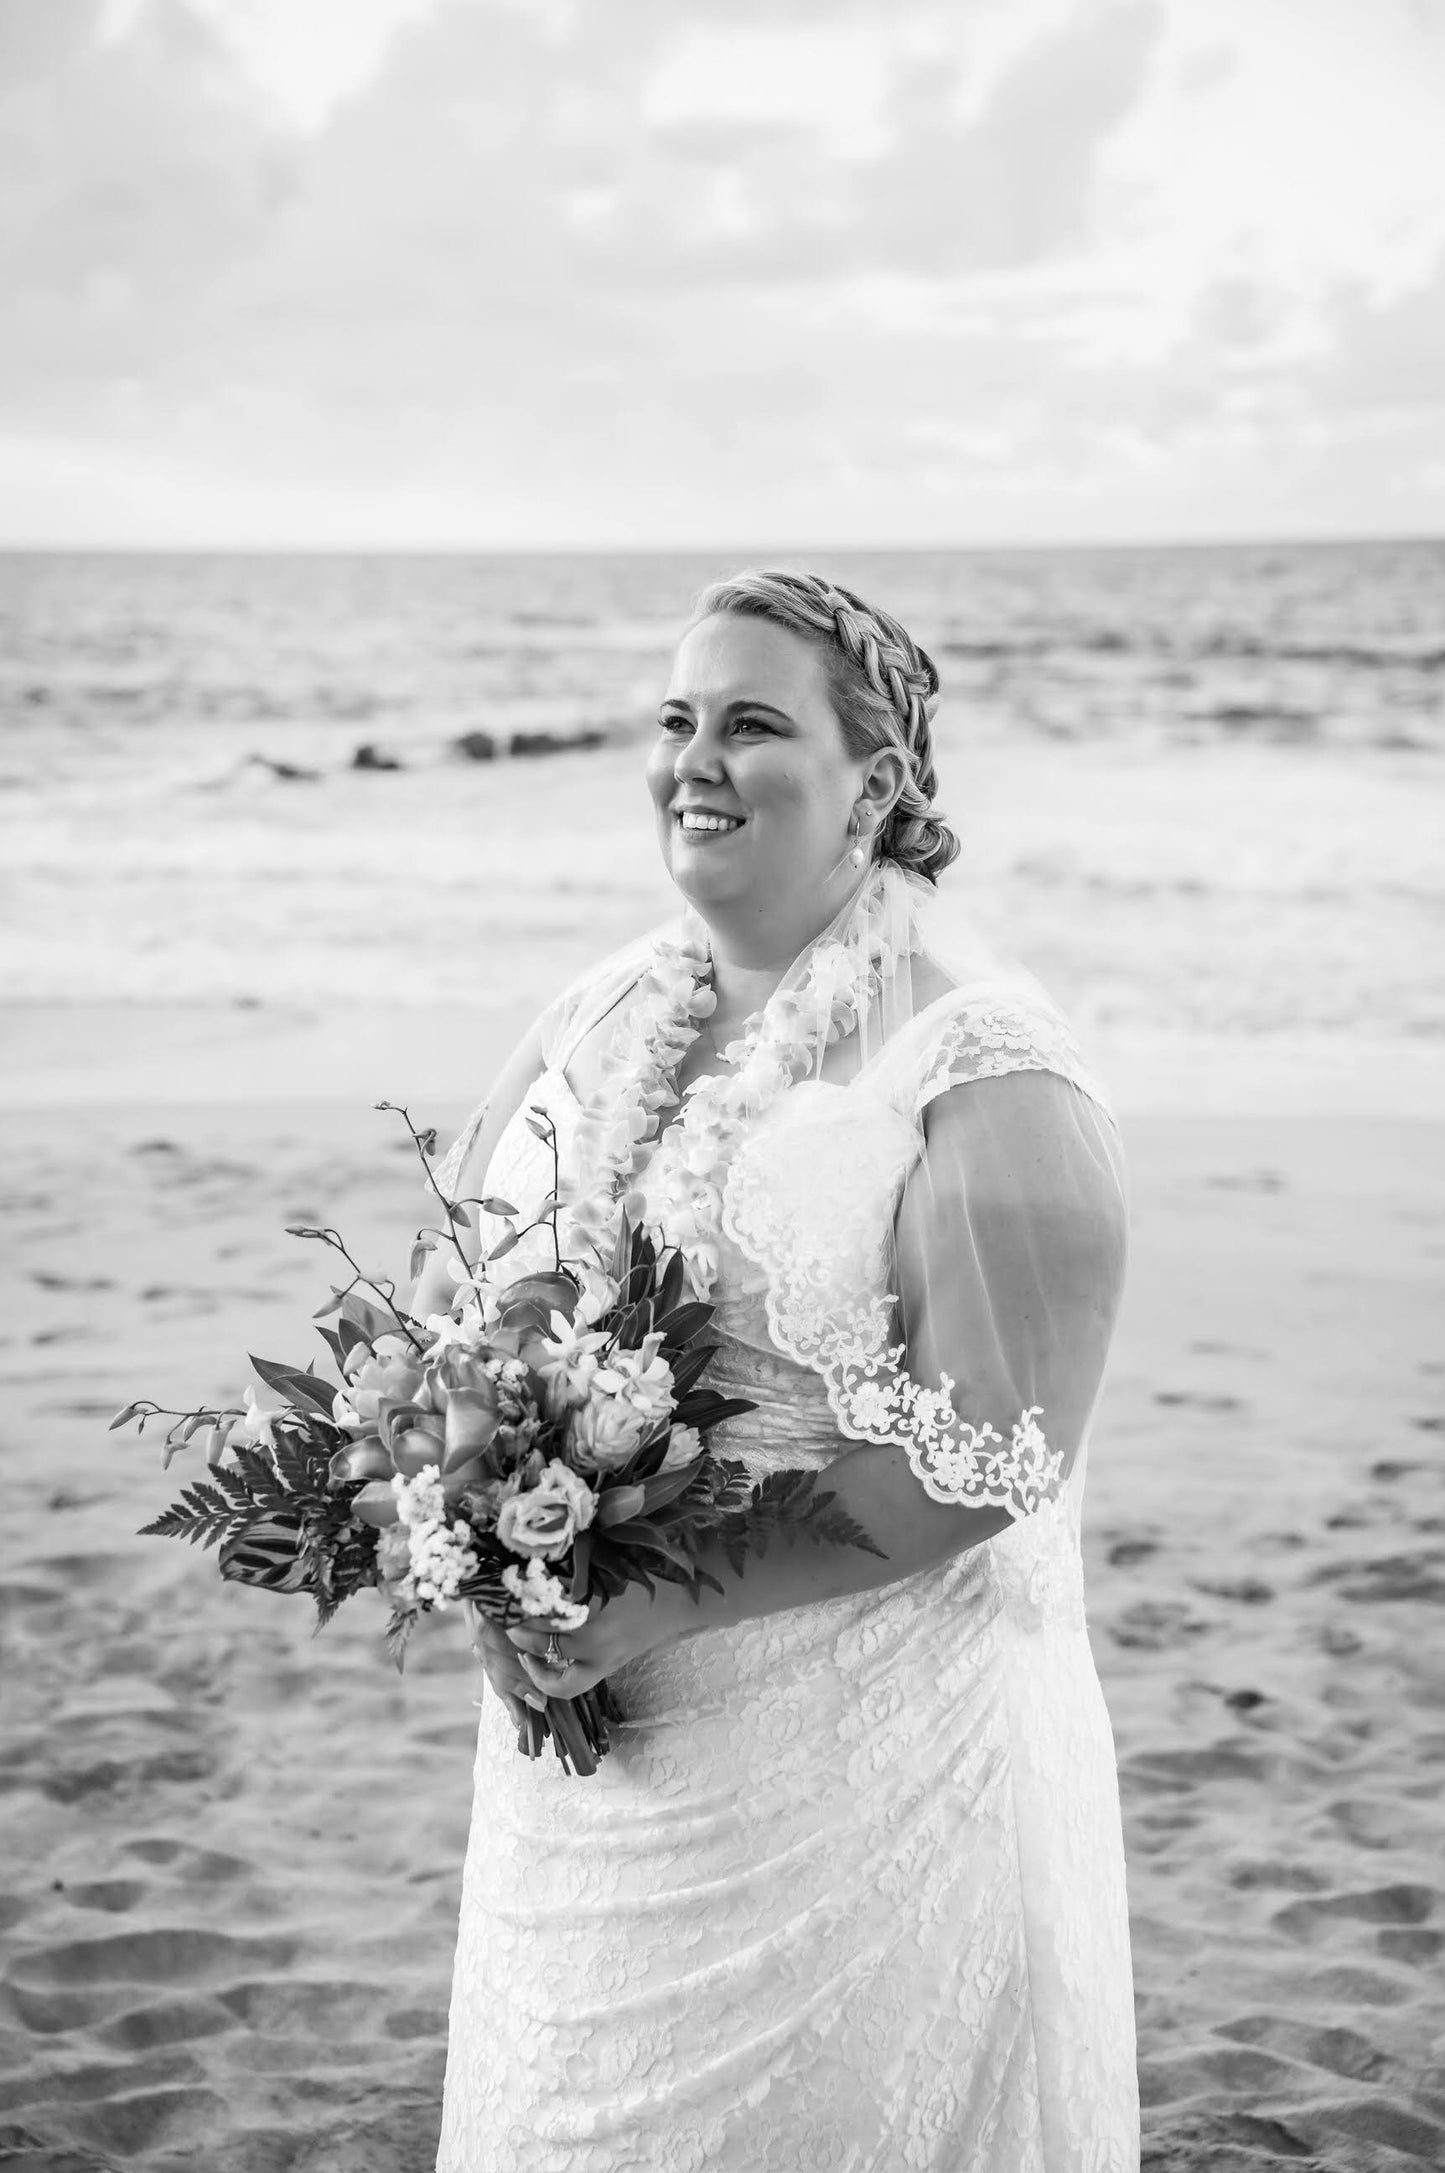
678, 812, 743, 833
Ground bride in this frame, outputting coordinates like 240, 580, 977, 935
419, 568, 1139, 2171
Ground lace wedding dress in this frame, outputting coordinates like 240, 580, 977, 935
434, 870, 1139, 2172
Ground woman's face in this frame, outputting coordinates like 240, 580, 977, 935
647, 613, 869, 933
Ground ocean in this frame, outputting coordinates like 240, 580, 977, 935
1, 543, 1440, 1061
3, 540, 1442, 764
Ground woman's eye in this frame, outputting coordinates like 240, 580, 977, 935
731, 716, 772, 736
657, 714, 691, 735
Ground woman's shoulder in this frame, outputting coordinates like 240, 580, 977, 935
873, 957, 1114, 1121
540, 917, 685, 1071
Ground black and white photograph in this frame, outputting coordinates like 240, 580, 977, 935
1, 2, 1442, 2168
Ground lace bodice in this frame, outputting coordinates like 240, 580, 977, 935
472, 1028, 1099, 1637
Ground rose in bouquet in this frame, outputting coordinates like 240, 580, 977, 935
118, 1103, 883, 1776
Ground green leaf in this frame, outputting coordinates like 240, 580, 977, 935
385, 1607, 419, 1672
655, 1301, 713, 1349
314, 1323, 346, 1370
595, 1483, 645, 1528
603, 1522, 695, 1570
639, 1460, 704, 1514
247, 1355, 338, 1423
339, 1291, 396, 1343
667, 1341, 721, 1401
676, 1389, 754, 1431
656, 1248, 686, 1321
335, 1315, 369, 1366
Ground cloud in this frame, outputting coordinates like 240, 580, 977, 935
861, 2, 1162, 274
0, 0, 1442, 543
0, 0, 292, 419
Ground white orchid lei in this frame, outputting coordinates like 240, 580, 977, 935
563, 875, 898, 1301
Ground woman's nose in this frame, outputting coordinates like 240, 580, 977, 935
672, 724, 725, 782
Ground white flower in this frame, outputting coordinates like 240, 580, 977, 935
236, 1385, 284, 1450
556, 879, 892, 1304
592, 1335, 675, 1426
569, 1396, 654, 1472
658, 1424, 703, 1471
535, 1312, 611, 1415
407, 1516, 479, 1609
385, 1463, 480, 1608
573, 1265, 620, 1328
392, 1464, 447, 1526
500, 1556, 590, 1630
495, 1458, 597, 1557
423, 1307, 486, 1352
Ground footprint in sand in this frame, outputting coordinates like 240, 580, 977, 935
1212, 2012, 1390, 2081
1270, 1882, 1437, 1944
7, 1925, 300, 1992
1309, 1550, 1445, 1604
1104, 1533, 1159, 1569
1108, 1598, 1213, 1651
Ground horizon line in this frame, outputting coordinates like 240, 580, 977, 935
0, 528, 1441, 559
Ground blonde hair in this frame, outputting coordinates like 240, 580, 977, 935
690, 568, 960, 884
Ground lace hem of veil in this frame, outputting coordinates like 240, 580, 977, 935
720, 869, 1117, 1517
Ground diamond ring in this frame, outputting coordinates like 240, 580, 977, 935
544, 1631, 566, 1670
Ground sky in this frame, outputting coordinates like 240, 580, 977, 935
1, 0, 1443, 548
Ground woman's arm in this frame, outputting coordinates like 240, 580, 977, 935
407, 1015, 548, 1322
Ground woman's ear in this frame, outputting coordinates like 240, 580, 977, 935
856, 748, 907, 828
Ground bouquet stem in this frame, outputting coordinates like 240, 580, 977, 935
513, 1680, 624, 1777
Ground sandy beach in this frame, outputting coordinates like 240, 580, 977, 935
3, 590, 1443, 2168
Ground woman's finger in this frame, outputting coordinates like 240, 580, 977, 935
506, 1619, 588, 1658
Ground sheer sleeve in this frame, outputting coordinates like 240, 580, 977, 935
430, 984, 576, 1203
429, 922, 676, 1202
720, 985, 1128, 1523
880, 1067, 1128, 1514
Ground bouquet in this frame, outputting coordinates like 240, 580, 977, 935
116, 1101, 882, 1776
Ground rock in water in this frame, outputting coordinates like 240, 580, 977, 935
244, 753, 320, 782
351, 742, 404, 771
510, 728, 606, 757
451, 730, 498, 762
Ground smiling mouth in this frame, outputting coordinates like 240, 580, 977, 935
675, 810, 746, 837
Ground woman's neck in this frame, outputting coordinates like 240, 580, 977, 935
695, 874, 866, 1023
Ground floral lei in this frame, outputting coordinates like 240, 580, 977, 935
562, 875, 898, 1300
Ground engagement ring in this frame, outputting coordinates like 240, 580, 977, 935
544, 1632, 566, 1670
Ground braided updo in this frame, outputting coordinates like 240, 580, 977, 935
689, 568, 960, 885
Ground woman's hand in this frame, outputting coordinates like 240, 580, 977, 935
504, 1577, 696, 1701
465, 1602, 538, 1726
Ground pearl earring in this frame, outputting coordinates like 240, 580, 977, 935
848, 811, 870, 871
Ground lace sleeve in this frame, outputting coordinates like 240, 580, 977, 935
858, 1060, 1127, 1512
724, 991, 1128, 1519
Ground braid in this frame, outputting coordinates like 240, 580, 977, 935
689, 568, 959, 884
